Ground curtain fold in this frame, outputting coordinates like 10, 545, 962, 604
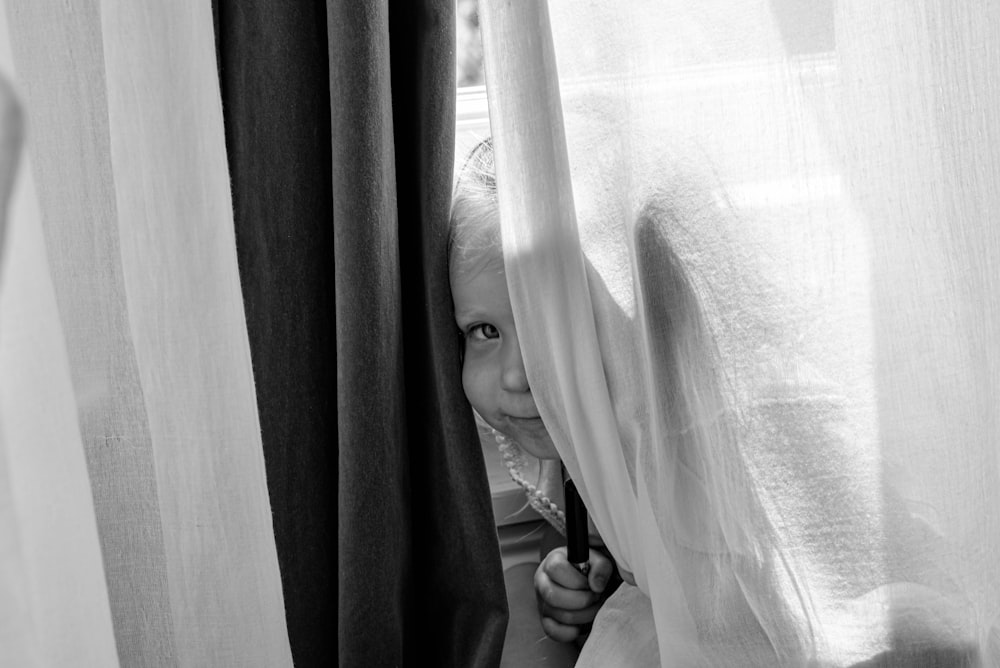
4, 1, 292, 664
0, 12, 119, 665
0, 0, 506, 663
212, 3, 338, 661
481, 0, 1000, 665
387, 3, 510, 665
215, 1, 508, 665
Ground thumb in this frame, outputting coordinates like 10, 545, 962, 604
587, 549, 615, 594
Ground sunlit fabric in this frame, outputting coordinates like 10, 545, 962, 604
0, 1, 292, 665
481, 1, 1000, 665
0, 13, 119, 666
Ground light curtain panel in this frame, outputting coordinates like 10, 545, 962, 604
482, 0, 999, 665
0, 8, 118, 666
0, 1, 292, 665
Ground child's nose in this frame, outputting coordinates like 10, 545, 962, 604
500, 338, 530, 393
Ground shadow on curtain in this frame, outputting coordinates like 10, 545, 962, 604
212, 1, 508, 665
479, 0, 1000, 665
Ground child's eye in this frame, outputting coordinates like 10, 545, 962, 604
468, 323, 500, 341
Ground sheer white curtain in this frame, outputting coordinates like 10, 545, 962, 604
482, 1, 1000, 665
0, 10, 118, 666
0, 2, 291, 665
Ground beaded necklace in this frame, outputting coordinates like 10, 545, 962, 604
492, 428, 566, 535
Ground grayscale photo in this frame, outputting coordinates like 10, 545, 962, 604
0, 1, 996, 666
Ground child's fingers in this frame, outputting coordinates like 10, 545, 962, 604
539, 600, 602, 627
535, 568, 596, 610
541, 549, 590, 590
587, 548, 615, 593
539, 615, 581, 643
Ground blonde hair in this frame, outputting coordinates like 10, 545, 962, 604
448, 138, 501, 277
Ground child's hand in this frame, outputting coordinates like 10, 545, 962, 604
534, 546, 615, 643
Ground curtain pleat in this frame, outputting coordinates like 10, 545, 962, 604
326, 7, 412, 663
0, 0, 506, 663
0, 140, 121, 668
839, 2, 1000, 642
387, 3, 510, 666
213, 2, 338, 662
5, 1, 292, 664
0, 10, 119, 666
215, 0, 508, 665
480, 0, 1000, 664
6, 2, 178, 659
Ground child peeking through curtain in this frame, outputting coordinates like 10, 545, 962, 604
448, 135, 985, 667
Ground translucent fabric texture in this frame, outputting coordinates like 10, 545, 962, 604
481, 1, 1000, 665
0, 1, 292, 665
0, 14, 119, 665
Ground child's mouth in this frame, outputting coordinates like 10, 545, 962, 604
506, 416, 545, 429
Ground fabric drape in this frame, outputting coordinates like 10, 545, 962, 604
482, 1, 1000, 666
214, 1, 508, 665
0, 0, 507, 664
0, 13, 119, 666
2, 0, 293, 665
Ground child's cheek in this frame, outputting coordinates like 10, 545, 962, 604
462, 359, 492, 417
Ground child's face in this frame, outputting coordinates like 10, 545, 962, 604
451, 252, 560, 460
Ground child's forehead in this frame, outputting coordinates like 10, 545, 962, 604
450, 244, 505, 286
449, 205, 502, 274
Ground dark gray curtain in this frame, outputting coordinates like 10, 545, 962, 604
212, 1, 508, 665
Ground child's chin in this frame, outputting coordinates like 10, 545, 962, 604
513, 434, 561, 460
